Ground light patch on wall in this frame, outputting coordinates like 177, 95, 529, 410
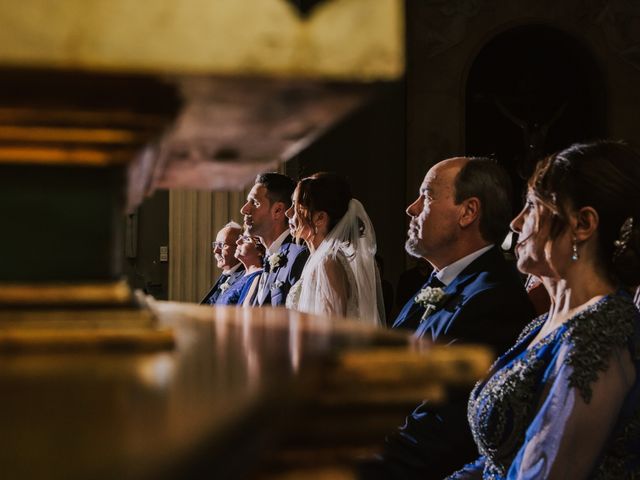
0, 0, 404, 80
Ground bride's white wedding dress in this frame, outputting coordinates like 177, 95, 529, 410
286, 250, 359, 317
285, 199, 384, 326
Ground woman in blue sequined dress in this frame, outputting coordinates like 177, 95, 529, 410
447, 141, 640, 479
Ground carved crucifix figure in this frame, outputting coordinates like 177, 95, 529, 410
493, 97, 567, 160
493, 97, 567, 163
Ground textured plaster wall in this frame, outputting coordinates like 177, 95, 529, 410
406, 0, 640, 204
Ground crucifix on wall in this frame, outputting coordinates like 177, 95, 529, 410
488, 94, 568, 177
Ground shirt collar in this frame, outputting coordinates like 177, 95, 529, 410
266, 230, 290, 256
435, 244, 494, 286
222, 262, 242, 276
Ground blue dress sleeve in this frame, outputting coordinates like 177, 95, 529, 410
446, 456, 485, 479
506, 343, 633, 479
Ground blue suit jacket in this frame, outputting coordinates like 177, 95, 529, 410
200, 264, 246, 305
254, 235, 309, 307
393, 246, 534, 354
215, 269, 262, 306
369, 247, 536, 479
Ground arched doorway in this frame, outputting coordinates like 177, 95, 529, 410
466, 25, 606, 198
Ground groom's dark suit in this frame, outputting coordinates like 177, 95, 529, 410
254, 234, 309, 307
365, 247, 535, 479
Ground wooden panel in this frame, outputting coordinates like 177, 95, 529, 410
168, 189, 248, 302
0, 125, 145, 144
0, 145, 135, 166
152, 78, 372, 191
0, 280, 131, 305
0, 164, 126, 282
0, 302, 491, 479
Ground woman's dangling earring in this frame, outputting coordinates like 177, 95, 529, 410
571, 237, 579, 261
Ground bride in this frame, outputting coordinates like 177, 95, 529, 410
284, 172, 384, 326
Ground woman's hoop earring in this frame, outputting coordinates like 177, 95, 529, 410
571, 237, 579, 261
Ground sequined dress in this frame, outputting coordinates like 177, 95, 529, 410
447, 293, 640, 479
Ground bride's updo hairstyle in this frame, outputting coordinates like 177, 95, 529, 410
293, 172, 354, 239
529, 140, 640, 287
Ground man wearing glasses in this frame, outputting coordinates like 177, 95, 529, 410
200, 221, 244, 305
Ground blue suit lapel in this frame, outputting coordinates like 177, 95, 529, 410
393, 290, 425, 330
201, 274, 226, 305
257, 236, 294, 305
414, 247, 502, 341
393, 271, 445, 330
416, 273, 470, 341
201, 264, 246, 305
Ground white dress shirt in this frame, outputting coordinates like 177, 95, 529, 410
222, 262, 242, 276
265, 229, 290, 256
434, 244, 494, 287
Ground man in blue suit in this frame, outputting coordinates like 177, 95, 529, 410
393, 156, 533, 352
200, 222, 245, 305
362, 157, 535, 479
241, 173, 309, 306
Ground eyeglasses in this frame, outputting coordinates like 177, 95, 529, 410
212, 241, 233, 250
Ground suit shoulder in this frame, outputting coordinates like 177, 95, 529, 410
457, 274, 534, 318
288, 244, 309, 260
447, 279, 536, 353
468, 262, 525, 295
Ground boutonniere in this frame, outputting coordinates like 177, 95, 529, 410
271, 280, 284, 290
268, 252, 285, 270
414, 287, 448, 321
219, 277, 232, 294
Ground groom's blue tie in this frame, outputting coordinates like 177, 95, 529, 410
425, 270, 444, 289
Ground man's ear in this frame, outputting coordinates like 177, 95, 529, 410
271, 201, 286, 220
459, 197, 480, 228
573, 206, 599, 242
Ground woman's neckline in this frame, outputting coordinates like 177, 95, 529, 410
525, 293, 613, 352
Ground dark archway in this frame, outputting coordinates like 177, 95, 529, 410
466, 25, 606, 200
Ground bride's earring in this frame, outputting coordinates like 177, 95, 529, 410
571, 237, 579, 261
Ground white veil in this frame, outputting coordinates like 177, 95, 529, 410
296, 199, 385, 326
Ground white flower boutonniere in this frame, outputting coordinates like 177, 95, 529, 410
414, 287, 447, 321
268, 252, 285, 270
219, 277, 232, 294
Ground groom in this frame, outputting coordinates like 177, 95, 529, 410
364, 157, 535, 479
241, 173, 309, 306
